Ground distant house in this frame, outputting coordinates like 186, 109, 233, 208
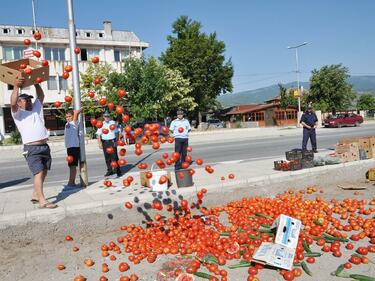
225, 96, 298, 127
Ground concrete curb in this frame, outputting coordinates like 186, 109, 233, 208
1, 158, 374, 229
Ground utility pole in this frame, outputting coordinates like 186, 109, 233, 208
66, 0, 88, 187
287, 42, 309, 124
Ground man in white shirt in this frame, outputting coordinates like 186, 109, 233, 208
10, 77, 57, 209
96, 111, 121, 177
64, 108, 83, 188
169, 109, 191, 170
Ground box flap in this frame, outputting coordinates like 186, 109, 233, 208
272, 214, 301, 249
253, 242, 295, 271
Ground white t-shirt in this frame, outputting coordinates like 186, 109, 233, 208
64, 121, 80, 148
169, 118, 191, 139
11, 99, 49, 144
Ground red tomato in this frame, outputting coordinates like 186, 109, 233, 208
102, 128, 109, 135
283, 271, 295, 281
306, 257, 315, 263
344, 262, 352, 269
98, 97, 107, 106
62, 72, 70, 80
54, 101, 62, 108
64, 65, 73, 72
118, 89, 126, 98
74, 47, 81, 54
116, 105, 124, 115
122, 114, 130, 122
65, 235, 73, 241
88, 90, 95, 98
108, 102, 114, 110
66, 156, 74, 164
346, 243, 354, 250
35, 77, 43, 84
95, 121, 103, 129
125, 202, 132, 209
32, 50, 41, 58
357, 247, 368, 255
91, 56, 99, 64
23, 39, 31, 45
33, 31, 42, 40
178, 127, 184, 133
64, 96, 72, 103
41, 60, 49, 67
109, 124, 116, 130
94, 77, 101, 85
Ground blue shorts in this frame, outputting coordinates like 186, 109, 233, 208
23, 144, 52, 175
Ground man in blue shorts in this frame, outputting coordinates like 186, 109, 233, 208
10, 77, 57, 209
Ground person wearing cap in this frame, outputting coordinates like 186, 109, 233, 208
10, 77, 57, 209
169, 109, 191, 170
300, 105, 318, 153
96, 111, 121, 177
64, 108, 84, 188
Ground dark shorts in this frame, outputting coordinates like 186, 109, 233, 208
23, 144, 52, 176
67, 147, 80, 167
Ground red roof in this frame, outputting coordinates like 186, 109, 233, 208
226, 103, 277, 115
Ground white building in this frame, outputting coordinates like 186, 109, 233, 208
0, 21, 149, 136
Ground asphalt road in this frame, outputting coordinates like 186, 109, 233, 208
1, 123, 375, 192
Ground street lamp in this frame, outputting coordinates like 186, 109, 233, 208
287, 42, 309, 116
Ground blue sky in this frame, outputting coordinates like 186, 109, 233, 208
2, 0, 374, 93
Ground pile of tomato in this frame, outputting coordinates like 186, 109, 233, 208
60, 187, 375, 281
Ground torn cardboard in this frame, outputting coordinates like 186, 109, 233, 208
253, 215, 301, 270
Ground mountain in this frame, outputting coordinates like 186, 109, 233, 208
218, 76, 375, 107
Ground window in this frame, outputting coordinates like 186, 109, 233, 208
7, 84, 14, 90
98, 32, 104, 38
44, 47, 66, 61
75, 32, 79, 37
3, 47, 25, 60
85, 32, 91, 38
114, 49, 130, 62
59, 76, 68, 90
250, 112, 264, 121
3, 28, 10, 34
47, 76, 58, 90
80, 48, 99, 61
17, 29, 25, 35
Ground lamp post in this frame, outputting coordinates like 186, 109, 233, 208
66, 0, 88, 187
287, 42, 308, 117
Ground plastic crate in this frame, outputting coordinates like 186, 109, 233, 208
302, 150, 314, 161
290, 160, 302, 170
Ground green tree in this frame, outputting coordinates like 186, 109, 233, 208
110, 57, 196, 121
308, 64, 356, 113
356, 93, 375, 111
160, 16, 233, 121
279, 83, 298, 109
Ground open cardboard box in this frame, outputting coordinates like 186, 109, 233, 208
253, 214, 301, 270
0, 58, 49, 87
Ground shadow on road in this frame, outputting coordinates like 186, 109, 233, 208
50, 186, 82, 204
0, 177, 30, 189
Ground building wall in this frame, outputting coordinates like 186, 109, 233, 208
0, 22, 149, 136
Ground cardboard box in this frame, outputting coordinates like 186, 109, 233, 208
140, 170, 171, 187
337, 151, 359, 162
252, 242, 296, 271
253, 215, 301, 270
358, 137, 371, 150
338, 137, 359, 145
0, 58, 49, 87
335, 143, 359, 154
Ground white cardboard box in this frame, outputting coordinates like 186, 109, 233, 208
253, 215, 301, 270
252, 242, 296, 270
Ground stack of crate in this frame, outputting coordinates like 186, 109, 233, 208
335, 136, 375, 162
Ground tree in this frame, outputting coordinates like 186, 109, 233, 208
279, 83, 298, 109
357, 93, 375, 111
160, 16, 233, 121
308, 64, 356, 113
110, 57, 196, 121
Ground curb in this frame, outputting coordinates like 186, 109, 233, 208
1, 158, 374, 229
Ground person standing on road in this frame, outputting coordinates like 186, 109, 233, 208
300, 105, 318, 153
169, 109, 191, 170
96, 111, 121, 177
10, 78, 57, 209
64, 108, 83, 188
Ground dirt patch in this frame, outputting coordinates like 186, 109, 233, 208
1, 164, 375, 280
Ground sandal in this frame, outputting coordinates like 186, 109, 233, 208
30, 199, 39, 204
38, 202, 58, 209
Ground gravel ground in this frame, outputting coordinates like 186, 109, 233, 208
1, 164, 375, 281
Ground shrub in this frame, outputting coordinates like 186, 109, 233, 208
85, 127, 97, 139
10, 130, 22, 144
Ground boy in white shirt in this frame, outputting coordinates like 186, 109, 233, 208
10, 77, 57, 209
64, 108, 83, 187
